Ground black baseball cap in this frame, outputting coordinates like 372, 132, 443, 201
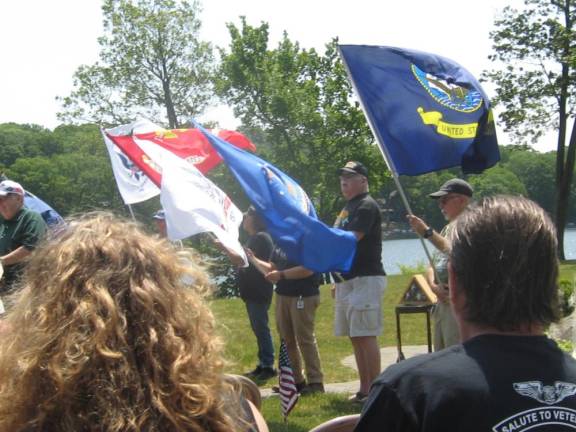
429, 179, 473, 198
337, 161, 368, 177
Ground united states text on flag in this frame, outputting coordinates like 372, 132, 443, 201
339, 45, 499, 176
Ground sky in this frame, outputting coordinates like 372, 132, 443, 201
1, 0, 555, 151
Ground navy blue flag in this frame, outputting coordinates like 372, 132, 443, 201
194, 123, 357, 273
339, 45, 499, 176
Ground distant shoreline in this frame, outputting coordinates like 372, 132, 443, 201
382, 230, 418, 241
383, 226, 576, 242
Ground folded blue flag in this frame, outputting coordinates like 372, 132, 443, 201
194, 122, 357, 273
339, 45, 499, 175
24, 191, 64, 227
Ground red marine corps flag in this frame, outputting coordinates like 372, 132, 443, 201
103, 119, 256, 204
103, 119, 249, 266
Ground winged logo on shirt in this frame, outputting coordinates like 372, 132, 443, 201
513, 381, 576, 405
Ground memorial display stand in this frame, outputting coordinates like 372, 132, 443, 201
395, 274, 436, 361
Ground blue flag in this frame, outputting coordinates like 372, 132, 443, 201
194, 123, 357, 273
24, 191, 63, 227
339, 45, 499, 175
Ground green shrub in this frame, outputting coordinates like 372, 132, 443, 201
397, 261, 427, 275
556, 338, 574, 354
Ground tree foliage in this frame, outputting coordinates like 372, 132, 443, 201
505, 146, 556, 212
468, 166, 527, 197
483, 0, 576, 258
0, 123, 572, 257
0, 123, 60, 168
58, 0, 215, 128
1, 124, 125, 216
215, 19, 388, 221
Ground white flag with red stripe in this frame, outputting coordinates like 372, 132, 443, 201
102, 121, 160, 204
103, 118, 256, 205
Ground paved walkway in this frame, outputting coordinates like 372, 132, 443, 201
261, 345, 429, 397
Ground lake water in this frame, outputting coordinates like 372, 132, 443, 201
383, 229, 576, 275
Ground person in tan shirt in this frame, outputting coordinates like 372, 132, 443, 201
407, 178, 472, 350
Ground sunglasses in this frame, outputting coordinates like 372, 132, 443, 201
439, 195, 458, 205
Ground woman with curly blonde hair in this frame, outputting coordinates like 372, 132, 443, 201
0, 212, 267, 432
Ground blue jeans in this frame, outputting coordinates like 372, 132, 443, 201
245, 301, 275, 368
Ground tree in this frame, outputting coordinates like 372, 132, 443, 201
216, 19, 388, 221
58, 0, 215, 128
483, 0, 576, 258
506, 148, 556, 214
2, 124, 126, 215
398, 171, 461, 230
6, 154, 124, 215
468, 166, 527, 198
0, 123, 60, 168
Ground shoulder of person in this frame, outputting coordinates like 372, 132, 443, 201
441, 221, 457, 239
249, 232, 267, 246
271, 246, 287, 261
255, 231, 273, 242
358, 194, 380, 209
252, 231, 272, 243
21, 208, 45, 222
375, 344, 466, 386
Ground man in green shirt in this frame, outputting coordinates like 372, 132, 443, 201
0, 180, 47, 299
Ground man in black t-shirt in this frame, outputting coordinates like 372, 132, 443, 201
356, 196, 576, 432
265, 248, 325, 394
333, 161, 386, 403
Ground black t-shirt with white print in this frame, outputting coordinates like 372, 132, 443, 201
334, 192, 385, 280
355, 334, 576, 432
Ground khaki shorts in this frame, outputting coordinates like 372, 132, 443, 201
334, 276, 387, 337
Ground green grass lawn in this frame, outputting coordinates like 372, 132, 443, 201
211, 272, 431, 385
210, 263, 576, 431
260, 393, 361, 432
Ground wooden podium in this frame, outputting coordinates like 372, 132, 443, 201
395, 274, 437, 361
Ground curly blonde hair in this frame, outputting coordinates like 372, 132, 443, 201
0, 212, 246, 431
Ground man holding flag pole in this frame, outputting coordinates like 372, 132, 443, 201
333, 161, 387, 405
337, 44, 499, 404
407, 178, 474, 351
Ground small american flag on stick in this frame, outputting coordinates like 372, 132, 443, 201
278, 339, 299, 420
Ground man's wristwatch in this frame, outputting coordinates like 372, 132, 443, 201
423, 227, 434, 239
